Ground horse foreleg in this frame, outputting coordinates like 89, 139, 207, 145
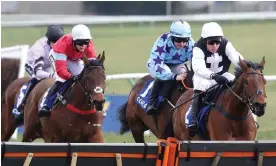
22, 121, 41, 142
128, 118, 147, 143
1, 114, 17, 141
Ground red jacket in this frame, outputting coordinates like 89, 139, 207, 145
52, 34, 96, 80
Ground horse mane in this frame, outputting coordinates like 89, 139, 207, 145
234, 59, 263, 79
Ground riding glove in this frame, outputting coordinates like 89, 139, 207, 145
211, 74, 229, 85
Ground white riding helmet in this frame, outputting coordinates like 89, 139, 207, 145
201, 22, 224, 39
170, 20, 191, 38
72, 24, 92, 40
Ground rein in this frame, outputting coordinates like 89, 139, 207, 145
224, 71, 265, 113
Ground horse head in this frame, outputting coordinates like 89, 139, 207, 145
78, 51, 106, 111
234, 57, 267, 117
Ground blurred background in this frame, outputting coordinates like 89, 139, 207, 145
1, 1, 276, 143
2, 1, 276, 15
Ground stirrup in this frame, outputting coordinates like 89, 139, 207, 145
38, 107, 51, 118
15, 114, 24, 126
187, 121, 199, 129
40, 105, 50, 112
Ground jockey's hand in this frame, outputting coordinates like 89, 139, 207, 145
175, 73, 187, 81
71, 75, 81, 81
212, 74, 229, 85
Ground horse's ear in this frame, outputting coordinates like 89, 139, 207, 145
97, 54, 101, 60
239, 57, 247, 71
83, 53, 89, 66
259, 56, 265, 68
100, 51, 105, 63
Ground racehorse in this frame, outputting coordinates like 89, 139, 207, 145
1, 59, 22, 139
117, 65, 193, 143
173, 57, 267, 140
1, 77, 29, 141
1, 59, 20, 105
22, 52, 107, 143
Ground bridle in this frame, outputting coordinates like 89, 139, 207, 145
224, 68, 266, 112
75, 66, 106, 109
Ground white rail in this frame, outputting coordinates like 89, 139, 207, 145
2, 11, 276, 27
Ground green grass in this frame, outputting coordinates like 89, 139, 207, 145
2, 21, 276, 142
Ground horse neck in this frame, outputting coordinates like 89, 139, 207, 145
221, 80, 249, 117
67, 82, 91, 109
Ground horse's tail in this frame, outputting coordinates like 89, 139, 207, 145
117, 102, 130, 135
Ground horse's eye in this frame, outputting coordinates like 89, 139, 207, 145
244, 79, 249, 85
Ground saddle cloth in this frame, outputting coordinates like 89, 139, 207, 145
185, 104, 212, 134
135, 79, 164, 111
40, 80, 73, 109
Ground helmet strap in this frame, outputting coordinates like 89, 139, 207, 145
72, 41, 80, 52
171, 38, 177, 47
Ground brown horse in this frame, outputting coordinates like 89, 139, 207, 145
1, 77, 30, 141
117, 65, 193, 143
22, 52, 107, 143
1, 58, 23, 139
173, 57, 267, 140
1, 58, 20, 105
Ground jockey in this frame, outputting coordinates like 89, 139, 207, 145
12, 25, 64, 124
187, 22, 245, 135
38, 24, 97, 118
146, 20, 194, 115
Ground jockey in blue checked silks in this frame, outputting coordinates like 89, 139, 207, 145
146, 20, 195, 115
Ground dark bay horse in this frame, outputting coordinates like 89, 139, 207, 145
22, 52, 107, 143
117, 65, 193, 143
173, 57, 267, 140
1, 58, 25, 141
1, 77, 29, 141
1, 59, 20, 105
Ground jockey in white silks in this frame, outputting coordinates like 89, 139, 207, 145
187, 22, 245, 136
12, 25, 64, 126
146, 20, 195, 115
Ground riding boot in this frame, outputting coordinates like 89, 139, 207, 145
17, 78, 40, 112
160, 80, 175, 99
38, 81, 63, 118
187, 90, 202, 136
13, 78, 40, 126
146, 79, 164, 115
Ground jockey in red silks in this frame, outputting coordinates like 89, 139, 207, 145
12, 25, 64, 126
38, 24, 97, 118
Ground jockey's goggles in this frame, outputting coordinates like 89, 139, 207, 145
74, 39, 89, 46
207, 40, 221, 45
206, 36, 222, 45
172, 37, 189, 43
